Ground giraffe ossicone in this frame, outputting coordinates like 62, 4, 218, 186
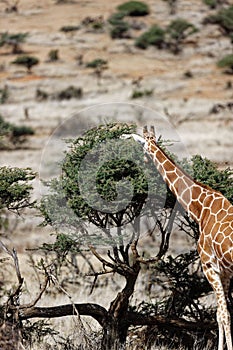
125, 125, 233, 350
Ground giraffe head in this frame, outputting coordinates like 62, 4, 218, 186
143, 125, 157, 146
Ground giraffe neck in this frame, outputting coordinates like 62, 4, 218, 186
147, 141, 209, 223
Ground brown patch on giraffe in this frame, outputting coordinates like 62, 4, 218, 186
200, 208, 211, 230
173, 178, 186, 195
220, 222, 232, 233
198, 192, 206, 204
214, 231, 225, 244
181, 188, 191, 203
222, 237, 232, 252
216, 210, 228, 221
205, 213, 216, 232
211, 198, 224, 214
156, 149, 167, 164
189, 199, 202, 220
165, 170, 177, 183
182, 177, 193, 189
192, 185, 202, 198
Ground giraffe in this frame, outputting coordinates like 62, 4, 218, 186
122, 126, 233, 350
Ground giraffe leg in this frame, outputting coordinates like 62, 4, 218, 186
203, 266, 232, 350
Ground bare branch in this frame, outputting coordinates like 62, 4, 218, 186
19, 303, 108, 326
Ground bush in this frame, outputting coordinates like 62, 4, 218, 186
135, 25, 166, 49
54, 86, 83, 100
205, 6, 233, 36
11, 55, 39, 73
0, 32, 28, 54
0, 85, 9, 104
131, 89, 153, 98
86, 58, 108, 68
48, 49, 59, 62
0, 115, 34, 148
166, 18, 198, 53
60, 25, 80, 32
217, 54, 233, 73
167, 18, 197, 41
117, 1, 150, 16
108, 12, 126, 25
110, 20, 130, 38
202, 0, 217, 9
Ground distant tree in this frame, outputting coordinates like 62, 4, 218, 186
11, 55, 39, 73
0, 114, 34, 149
135, 20, 197, 53
135, 25, 166, 49
47, 49, 59, 62
86, 58, 108, 84
0, 85, 9, 104
117, 1, 150, 16
166, 18, 198, 54
217, 54, 233, 73
202, 0, 218, 9
204, 5, 233, 43
0, 32, 28, 54
60, 25, 80, 32
110, 20, 130, 39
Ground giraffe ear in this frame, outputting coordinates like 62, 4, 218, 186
150, 126, 155, 137
143, 125, 148, 135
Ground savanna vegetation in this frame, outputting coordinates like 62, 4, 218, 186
0, 123, 233, 350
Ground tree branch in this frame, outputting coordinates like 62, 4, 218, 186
19, 303, 108, 327
126, 311, 217, 331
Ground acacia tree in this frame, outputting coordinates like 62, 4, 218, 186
1, 123, 233, 349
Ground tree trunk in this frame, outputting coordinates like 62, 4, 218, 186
101, 316, 128, 350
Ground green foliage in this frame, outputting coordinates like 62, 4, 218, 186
54, 86, 83, 100
0, 115, 34, 148
203, 0, 217, 9
192, 155, 233, 203
135, 25, 166, 49
131, 89, 153, 98
0, 85, 9, 104
108, 12, 126, 25
110, 20, 130, 39
0, 166, 35, 212
86, 58, 108, 68
217, 54, 233, 73
167, 18, 197, 41
206, 5, 233, 36
0, 32, 28, 54
48, 49, 59, 61
11, 55, 39, 73
135, 20, 197, 52
60, 25, 80, 32
41, 123, 166, 238
117, 1, 150, 16
166, 18, 198, 53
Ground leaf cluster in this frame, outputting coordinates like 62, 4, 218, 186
11, 55, 39, 72
191, 155, 233, 203
117, 1, 150, 16
205, 5, 233, 36
0, 32, 28, 47
0, 115, 34, 149
41, 123, 167, 240
0, 167, 35, 212
135, 19, 197, 52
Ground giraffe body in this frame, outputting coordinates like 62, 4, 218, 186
122, 127, 233, 350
